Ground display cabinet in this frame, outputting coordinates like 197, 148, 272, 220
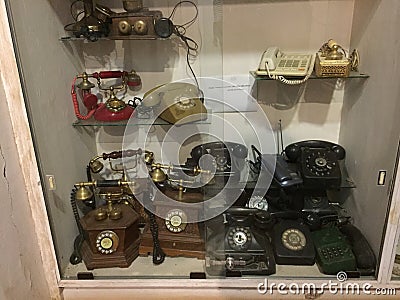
2, 0, 400, 299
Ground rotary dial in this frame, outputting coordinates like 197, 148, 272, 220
248, 195, 268, 211
281, 228, 306, 251
227, 227, 252, 250
96, 230, 119, 254
165, 209, 187, 233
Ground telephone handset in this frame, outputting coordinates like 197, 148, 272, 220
71, 70, 141, 122
250, 145, 303, 188
141, 82, 207, 125
256, 47, 316, 85
284, 140, 346, 189
206, 207, 276, 276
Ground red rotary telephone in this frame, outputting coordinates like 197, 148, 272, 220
71, 70, 141, 122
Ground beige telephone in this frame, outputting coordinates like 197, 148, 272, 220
256, 47, 315, 85
142, 82, 207, 125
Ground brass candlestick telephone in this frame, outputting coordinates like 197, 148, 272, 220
71, 70, 141, 122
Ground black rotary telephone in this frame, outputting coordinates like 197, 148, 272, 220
185, 142, 248, 179
284, 140, 346, 189
272, 218, 315, 266
205, 207, 276, 276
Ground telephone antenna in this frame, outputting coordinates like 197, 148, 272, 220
279, 120, 284, 154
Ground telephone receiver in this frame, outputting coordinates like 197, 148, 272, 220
71, 70, 141, 122
141, 82, 207, 124
284, 140, 346, 189
250, 145, 302, 188
256, 47, 316, 85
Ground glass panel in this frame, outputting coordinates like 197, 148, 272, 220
7, 0, 400, 285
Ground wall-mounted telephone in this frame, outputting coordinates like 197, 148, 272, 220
284, 140, 346, 189
72, 70, 141, 122
206, 207, 276, 276
185, 142, 248, 181
141, 82, 207, 125
272, 219, 315, 265
256, 47, 315, 85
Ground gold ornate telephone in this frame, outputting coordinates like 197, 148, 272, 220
141, 82, 208, 125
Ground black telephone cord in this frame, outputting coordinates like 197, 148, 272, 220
146, 209, 166, 265
69, 187, 85, 265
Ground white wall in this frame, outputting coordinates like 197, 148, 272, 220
340, 0, 400, 256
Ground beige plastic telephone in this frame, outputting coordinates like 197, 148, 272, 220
256, 47, 315, 85
142, 82, 207, 125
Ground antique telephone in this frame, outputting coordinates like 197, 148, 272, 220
141, 82, 207, 125
206, 207, 276, 276
139, 151, 210, 262
71, 70, 141, 122
315, 39, 360, 77
284, 140, 346, 189
65, 1, 199, 41
64, 0, 111, 41
71, 178, 141, 269
69, 149, 144, 268
185, 142, 248, 181
256, 47, 316, 85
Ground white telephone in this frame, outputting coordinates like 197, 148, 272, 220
256, 47, 315, 85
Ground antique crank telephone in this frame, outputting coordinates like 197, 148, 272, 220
71, 70, 141, 122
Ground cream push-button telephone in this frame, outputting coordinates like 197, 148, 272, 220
256, 47, 315, 85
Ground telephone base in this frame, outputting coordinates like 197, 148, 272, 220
139, 222, 205, 259
79, 204, 141, 269
81, 239, 140, 270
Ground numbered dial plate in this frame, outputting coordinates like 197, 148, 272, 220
227, 227, 252, 251
282, 228, 306, 251
165, 209, 187, 233
248, 195, 268, 211
305, 150, 337, 177
96, 230, 119, 254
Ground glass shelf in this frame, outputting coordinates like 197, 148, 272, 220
250, 71, 369, 80
60, 36, 165, 42
72, 114, 212, 127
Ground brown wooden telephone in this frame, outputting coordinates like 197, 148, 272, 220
139, 151, 210, 262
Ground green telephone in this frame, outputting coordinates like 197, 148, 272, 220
311, 226, 356, 275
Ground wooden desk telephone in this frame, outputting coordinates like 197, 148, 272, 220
141, 82, 207, 125
69, 149, 144, 269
